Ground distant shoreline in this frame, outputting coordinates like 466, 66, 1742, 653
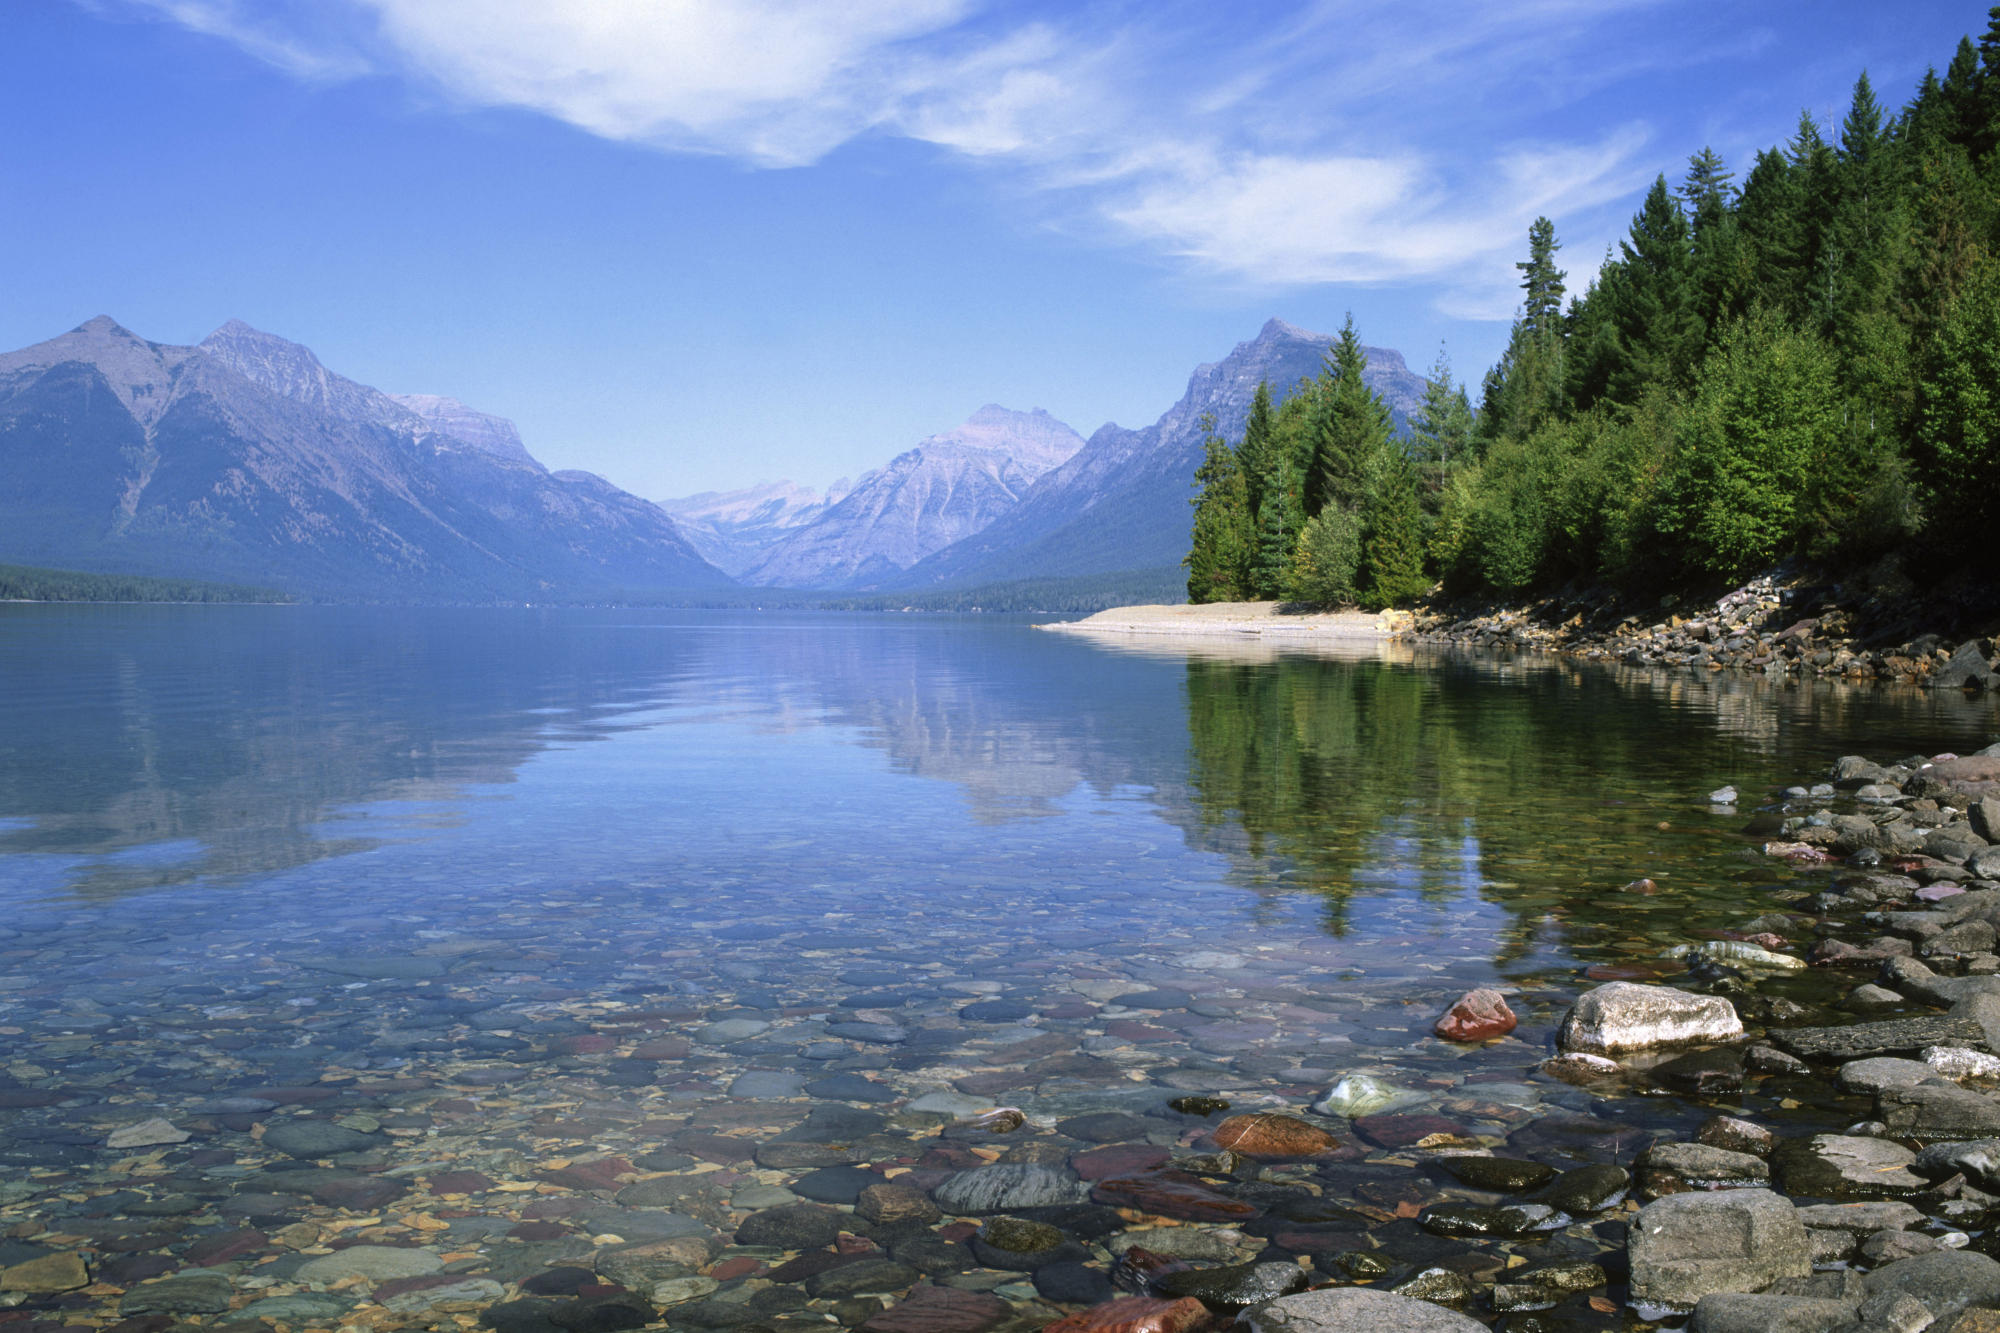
1041, 600, 1403, 639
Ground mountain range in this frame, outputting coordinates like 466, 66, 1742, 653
664, 318, 1428, 592
0, 317, 723, 599
0, 316, 1428, 603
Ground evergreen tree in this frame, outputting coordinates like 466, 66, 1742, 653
1517, 216, 1567, 335
1237, 381, 1279, 522
1358, 447, 1429, 609
1607, 175, 1697, 403
1409, 346, 1475, 470
1184, 416, 1252, 602
1250, 449, 1303, 600
1307, 316, 1394, 517
1943, 35, 1984, 150
1684, 148, 1746, 332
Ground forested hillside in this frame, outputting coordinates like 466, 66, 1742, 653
1190, 15, 2000, 611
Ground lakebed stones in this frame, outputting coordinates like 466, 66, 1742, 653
1629, 1189, 1812, 1312
1557, 982, 1743, 1054
1043, 1296, 1209, 1333
932, 1163, 1090, 1214
1876, 1081, 2000, 1138
294, 1244, 445, 1283
0, 1251, 88, 1294
1639, 1141, 1770, 1192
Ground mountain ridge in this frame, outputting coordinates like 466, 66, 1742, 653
0, 316, 727, 599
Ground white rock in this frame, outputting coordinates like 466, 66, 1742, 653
1925, 1045, 2000, 1081
106, 1118, 190, 1149
1666, 941, 1804, 971
1312, 1074, 1424, 1119
1557, 982, 1742, 1055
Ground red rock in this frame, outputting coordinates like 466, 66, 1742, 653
938, 1222, 980, 1243
1109, 1246, 1191, 1292
1434, 989, 1517, 1042
707, 1257, 765, 1281
426, 1170, 495, 1195
549, 1034, 616, 1056
1621, 878, 1659, 894
537, 1156, 634, 1191
1270, 1231, 1366, 1253
631, 1037, 691, 1060
1210, 1114, 1341, 1158
1072, 1144, 1171, 1181
184, 1229, 266, 1266
1091, 1172, 1259, 1222
861, 1284, 1012, 1333
374, 1274, 463, 1302
1351, 1113, 1470, 1149
509, 1221, 573, 1241
1042, 1296, 1212, 1333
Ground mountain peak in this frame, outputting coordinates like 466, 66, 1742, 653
75, 315, 138, 339
1257, 317, 1320, 343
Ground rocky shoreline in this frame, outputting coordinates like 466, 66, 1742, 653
1411, 573, 2000, 689
13, 746, 2000, 1332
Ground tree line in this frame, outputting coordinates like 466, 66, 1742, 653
0, 562, 288, 604
1190, 13, 2000, 605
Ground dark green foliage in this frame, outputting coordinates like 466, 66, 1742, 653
1185, 416, 1253, 602
1358, 448, 1429, 609
1653, 308, 1840, 579
1915, 259, 2000, 530
1288, 506, 1362, 606
1308, 316, 1395, 516
0, 562, 288, 603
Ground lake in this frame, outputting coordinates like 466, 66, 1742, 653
1, 604, 1996, 1328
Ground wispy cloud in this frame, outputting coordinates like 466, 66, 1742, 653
98, 0, 1686, 317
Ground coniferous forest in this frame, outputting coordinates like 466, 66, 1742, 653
1188, 16, 2000, 609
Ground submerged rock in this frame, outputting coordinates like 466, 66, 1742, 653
1557, 982, 1743, 1054
1433, 989, 1516, 1042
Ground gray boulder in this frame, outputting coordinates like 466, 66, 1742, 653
1860, 1249, 2000, 1322
1931, 640, 2000, 691
1876, 1081, 2000, 1138
1558, 982, 1742, 1054
1629, 1189, 1811, 1313
1688, 1293, 1857, 1333
1245, 1288, 1487, 1333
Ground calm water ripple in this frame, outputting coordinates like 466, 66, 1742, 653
0, 605, 1996, 1328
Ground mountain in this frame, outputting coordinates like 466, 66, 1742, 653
389, 393, 541, 468
887, 319, 1428, 590
0, 316, 728, 599
739, 405, 1086, 589
658, 478, 851, 578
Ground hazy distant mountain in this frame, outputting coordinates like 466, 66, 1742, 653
889, 319, 1428, 590
743, 406, 1086, 589
390, 393, 541, 468
0, 316, 727, 599
659, 477, 852, 578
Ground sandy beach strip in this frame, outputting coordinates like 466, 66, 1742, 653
1040, 600, 1404, 639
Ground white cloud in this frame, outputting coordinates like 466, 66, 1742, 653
101, 0, 1677, 312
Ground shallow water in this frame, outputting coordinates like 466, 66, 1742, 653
1, 605, 1997, 1327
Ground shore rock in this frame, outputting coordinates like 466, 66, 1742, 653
1557, 983, 1742, 1054
1629, 1189, 1811, 1312
1210, 1114, 1341, 1157
1245, 1287, 1487, 1333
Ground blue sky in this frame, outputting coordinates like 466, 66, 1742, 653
3, 2, 1986, 496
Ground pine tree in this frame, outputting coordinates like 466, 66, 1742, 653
1237, 382, 1278, 523
1184, 416, 1252, 602
1517, 217, 1567, 335
1250, 449, 1303, 599
1943, 35, 1985, 150
1359, 447, 1429, 609
1606, 175, 1696, 404
1306, 316, 1394, 517
1409, 346, 1475, 470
